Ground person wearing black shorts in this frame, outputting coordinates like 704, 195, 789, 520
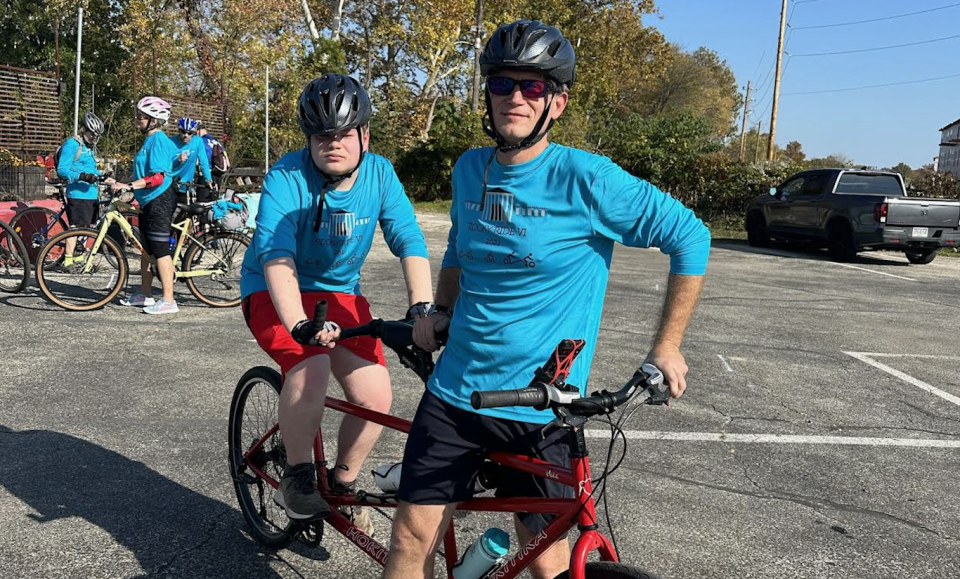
56, 111, 104, 267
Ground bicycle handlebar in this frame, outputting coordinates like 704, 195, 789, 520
470, 363, 668, 417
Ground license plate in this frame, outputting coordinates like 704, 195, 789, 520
912, 227, 928, 237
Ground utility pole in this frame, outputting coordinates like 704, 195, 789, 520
754, 121, 763, 164
471, 0, 484, 113
73, 6, 83, 135
767, 0, 788, 162
265, 66, 270, 171
738, 80, 752, 161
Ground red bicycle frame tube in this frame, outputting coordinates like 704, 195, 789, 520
244, 395, 619, 578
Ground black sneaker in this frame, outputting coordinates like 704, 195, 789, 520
274, 463, 332, 521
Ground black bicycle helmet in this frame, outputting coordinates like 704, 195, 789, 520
82, 111, 105, 137
480, 20, 576, 87
297, 73, 372, 136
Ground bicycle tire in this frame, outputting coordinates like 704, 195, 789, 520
35, 228, 127, 311
229, 366, 295, 549
10, 206, 67, 268
552, 561, 660, 579
0, 219, 30, 292
183, 230, 249, 307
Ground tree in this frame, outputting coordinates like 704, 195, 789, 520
783, 141, 805, 164
641, 44, 742, 137
888, 162, 913, 182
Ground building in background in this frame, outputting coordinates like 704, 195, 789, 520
939, 118, 960, 175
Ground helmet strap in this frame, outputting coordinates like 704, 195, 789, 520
311, 127, 366, 232
479, 90, 556, 211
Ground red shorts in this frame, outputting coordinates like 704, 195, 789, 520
242, 290, 386, 376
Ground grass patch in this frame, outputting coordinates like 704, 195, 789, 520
705, 215, 747, 240
414, 199, 452, 214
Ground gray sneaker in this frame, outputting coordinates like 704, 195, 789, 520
274, 463, 331, 521
143, 299, 179, 315
120, 292, 156, 307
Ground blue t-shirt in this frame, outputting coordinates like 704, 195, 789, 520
201, 133, 216, 164
56, 137, 99, 200
169, 134, 212, 184
240, 149, 429, 299
133, 131, 176, 206
428, 144, 712, 423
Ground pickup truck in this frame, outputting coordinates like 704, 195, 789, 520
744, 168, 960, 264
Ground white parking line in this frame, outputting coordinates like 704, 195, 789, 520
829, 263, 916, 281
583, 430, 960, 448
844, 351, 960, 407
717, 354, 733, 372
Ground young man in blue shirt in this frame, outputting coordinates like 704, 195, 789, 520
388, 20, 712, 579
240, 74, 433, 536
56, 111, 104, 268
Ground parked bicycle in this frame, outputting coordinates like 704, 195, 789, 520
11, 181, 141, 272
229, 302, 668, 579
0, 218, 30, 293
34, 191, 249, 311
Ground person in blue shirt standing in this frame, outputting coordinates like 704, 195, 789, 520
170, 117, 212, 204
240, 73, 433, 536
388, 20, 712, 579
109, 96, 180, 314
56, 111, 104, 268
197, 120, 229, 200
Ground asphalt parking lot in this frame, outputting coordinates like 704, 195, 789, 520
1, 212, 958, 578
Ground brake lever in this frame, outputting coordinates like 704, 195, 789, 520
640, 363, 670, 405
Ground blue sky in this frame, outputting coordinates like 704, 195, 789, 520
645, 0, 960, 169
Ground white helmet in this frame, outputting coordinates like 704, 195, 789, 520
136, 96, 171, 122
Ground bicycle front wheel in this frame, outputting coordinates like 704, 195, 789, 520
10, 206, 67, 268
35, 228, 127, 311
183, 230, 249, 307
229, 366, 295, 549
552, 562, 660, 579
0, 220, 30, 292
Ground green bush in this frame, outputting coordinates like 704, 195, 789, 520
393, 102, 487, 201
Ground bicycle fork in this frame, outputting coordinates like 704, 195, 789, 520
568, 427, 618, 579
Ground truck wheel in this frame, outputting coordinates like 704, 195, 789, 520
827, 223, 857, 262
746, 212, 769, 248
905, 249, 937, 265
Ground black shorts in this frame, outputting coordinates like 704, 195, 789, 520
66, 198, 98, 229
397, 391, 573, 534
139, 186, 177, 257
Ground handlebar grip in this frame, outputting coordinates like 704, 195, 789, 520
471, 387, 546, 410
312, 300, 327, 327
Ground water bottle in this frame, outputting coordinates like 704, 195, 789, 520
168, 235, 177, 254
372, 463, 402, 493
452, 528, 510, 579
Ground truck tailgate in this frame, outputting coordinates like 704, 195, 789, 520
886, 199, 960, 228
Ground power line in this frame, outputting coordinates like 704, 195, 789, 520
783, 71, 960, 95
787, 34, 960, 57
790, 2, 960, 30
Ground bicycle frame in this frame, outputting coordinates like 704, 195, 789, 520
80, 201, 229, 279
241, 395, 617, 579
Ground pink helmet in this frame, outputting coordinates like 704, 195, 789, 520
136, 96, 171, 122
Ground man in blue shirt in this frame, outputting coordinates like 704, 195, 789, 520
170, 117, 212, 204
387, 20, 712, 579
240, 74, 433, 536
56, 111, 104, 268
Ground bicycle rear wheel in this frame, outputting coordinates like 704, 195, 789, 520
183, 230, 249, 307
229, 366, 295, 549
10, 206, 67, 268
552, 562, 660, 579
0, 220, 30, 292
35, 228, 127, 311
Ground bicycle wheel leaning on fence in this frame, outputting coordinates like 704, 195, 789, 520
0, 219, 30, 293
10, 202, 68, 269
